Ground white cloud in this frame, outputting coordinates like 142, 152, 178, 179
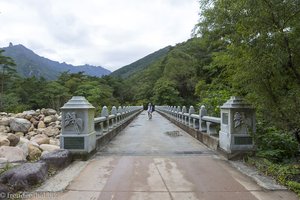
0, 0, 199, 71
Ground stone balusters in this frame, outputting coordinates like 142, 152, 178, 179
199, 105, 207, 132
110, 106, 117, 128
176, 106, 181, 121
188, 106, 195, 127
101, 106, 109, 133
181, 106, 187, 124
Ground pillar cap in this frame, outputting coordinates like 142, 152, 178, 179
220, 96, 253, 109
61, 96, 95, 110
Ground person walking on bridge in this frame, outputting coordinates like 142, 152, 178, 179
147, 103, 154, 119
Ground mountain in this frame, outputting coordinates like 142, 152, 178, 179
111, 46, 171, 78
1, 43, 111, 80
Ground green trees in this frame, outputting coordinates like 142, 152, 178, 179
152, 78, 182, 105
0, 50, 16, 110
0, 69, 126, 113
195, 0, 300, 137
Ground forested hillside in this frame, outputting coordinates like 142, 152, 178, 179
111, 46, 171, 78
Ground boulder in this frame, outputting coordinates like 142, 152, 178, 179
0, 162, 48, 191
14, 113, 26, 118
49, 138, 60, 146
28, 124, 35, 132
41, 151, 49, 157
0, 112, 7, 116
40, 144, 59, 152
48, 122, 56, 127
0, 117, 10, 126
27, 131, 37, 138
22, 110, 37, 116
15, 132, 24, 138
24, 114, 32, 121
0, 146, 26, 162
18, 137, 29, 145
0, 126, 6, 133
37, 121, 46, 129
17, 142, 29, 157
7, 134, 19, 146
40, 149, 71, 170
42, 126, 60, 137
42, 108, 57, 116
28, 144, 42, 161
0, 137, 10, 147
31, 134, 50, 145
9, 118, 31, 133
39, 114, 45, 121
44, 115, 57, 124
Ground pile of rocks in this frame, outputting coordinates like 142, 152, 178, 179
0, 108, 61, 163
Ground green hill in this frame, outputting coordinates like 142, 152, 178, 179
111, 46, 171, 78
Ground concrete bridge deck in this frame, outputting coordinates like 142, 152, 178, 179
31, 111, 298, 200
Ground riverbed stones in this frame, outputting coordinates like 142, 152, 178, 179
0, 137, 10, 147
0, 117, 10, 126
7, 134, 19, 146
40, 144, 59, 152
0, 162, 48, 191
0, 146, 26, 162
37, 121, 46, 129
31, 134, 50, 145
42, 127, 60, 137
40, 149, 71, 170
42, 108, 57, 116
28, 144, 42, 161
15, 132, 24, 137
9, 118, 31, 133
44, 115, 57, 124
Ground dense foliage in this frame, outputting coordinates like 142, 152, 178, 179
111, 46, 171, 78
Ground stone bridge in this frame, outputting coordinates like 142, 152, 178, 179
30, 96, 298, 200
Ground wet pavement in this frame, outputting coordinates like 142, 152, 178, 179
29, 111, 299, 200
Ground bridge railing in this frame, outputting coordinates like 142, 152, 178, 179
156, 96, 256, 155
94, 105, 142, 136
60, 96, 143, 157
157, 105, 221, 135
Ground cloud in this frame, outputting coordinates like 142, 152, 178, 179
0, 0, 199, 71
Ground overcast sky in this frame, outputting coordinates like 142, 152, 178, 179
0, 0, 199, 71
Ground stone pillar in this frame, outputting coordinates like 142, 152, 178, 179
101, 106, 109, 132
219, 96, 256, 153
188, 106, 195, 127
182, 106, 187, 124
199, 105, 207, 132
111, 106, 117, 126
176, 106, 181, 121
60, 96, 96, 155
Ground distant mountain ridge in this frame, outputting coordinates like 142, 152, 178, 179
111, 46, 171, 78
1, 43, 111, 80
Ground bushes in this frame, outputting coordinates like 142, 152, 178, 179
255, 127, 299, 162
247, 157, 300, 196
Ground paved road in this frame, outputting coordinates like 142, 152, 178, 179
31, 111, 298, 200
